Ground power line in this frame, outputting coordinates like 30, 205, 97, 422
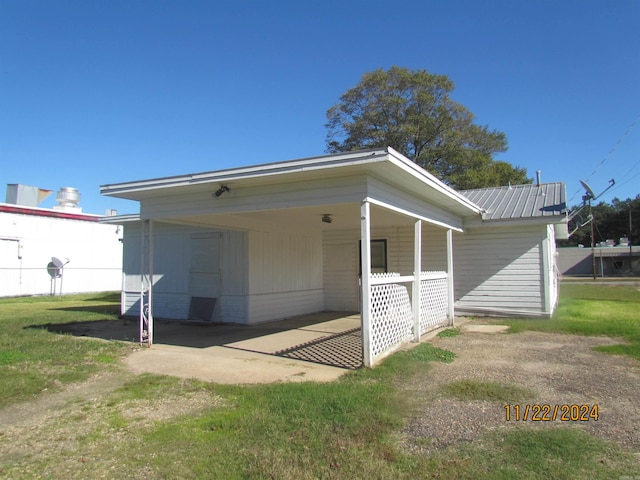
569, 114, 640, 203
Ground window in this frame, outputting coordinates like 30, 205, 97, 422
359, 239, 388, 274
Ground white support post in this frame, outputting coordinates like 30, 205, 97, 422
148, 219, 154, 346
446, 228, 455, 325
360, 200, 373, 367
139, 219, 154, 347
139, 220, 145, 345
412, 219, 422, 342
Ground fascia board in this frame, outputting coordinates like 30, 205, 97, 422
100, 149, 389, 199
464, 215, 569, 229
98, 214, 140, 224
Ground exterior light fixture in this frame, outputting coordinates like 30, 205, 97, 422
322, 214, 332, 224
214, 185, 230, 197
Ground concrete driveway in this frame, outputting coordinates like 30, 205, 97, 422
124, 312, 362, 384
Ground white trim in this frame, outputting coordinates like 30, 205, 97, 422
365, 196, 464, 232
101, 149, 388, 196
446, 229, 455, 323
413, 220, 422, 342
386, 147, 483, 214
541, 227, 552, 315
360, 200, 373, 368
370, 275, 415, 285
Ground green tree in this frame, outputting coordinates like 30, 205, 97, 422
326, 66, 530, 189
562, 194, 640, 246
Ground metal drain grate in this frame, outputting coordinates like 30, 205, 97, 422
275, 328, 363, 369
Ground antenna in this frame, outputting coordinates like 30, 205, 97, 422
579, 178, 615, 201
574, 178, 615, 279
567, 178, 615, 243
568, 213, 593, 237
579, 180, 596, 200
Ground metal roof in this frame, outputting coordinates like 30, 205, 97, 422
460, 182, 567, 221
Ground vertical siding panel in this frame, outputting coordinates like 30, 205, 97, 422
247, 229, 323, 323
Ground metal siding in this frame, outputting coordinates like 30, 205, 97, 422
454, 226, 545, 315
0, 211, 122, 297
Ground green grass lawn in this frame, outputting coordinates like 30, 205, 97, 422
503, 283, 640, 360
0, 292, 136, 407
0, 288, 638, 479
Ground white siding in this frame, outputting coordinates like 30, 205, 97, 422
454, 226, 547, 316
121, 222, 249, 322
0, 211, 122, 297
322, 225, 449, 311
247, 229, 323, 323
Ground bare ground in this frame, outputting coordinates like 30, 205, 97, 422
0, 320, 639, 476
398, 326, 640, 456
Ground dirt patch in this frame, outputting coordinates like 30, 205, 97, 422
2, 320, 639, 474
399, 328, 640, 454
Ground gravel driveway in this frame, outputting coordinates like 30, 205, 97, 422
399, 324, 640, 455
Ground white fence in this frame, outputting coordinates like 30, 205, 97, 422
368, 271, 450, 364
419, 271, 449, 333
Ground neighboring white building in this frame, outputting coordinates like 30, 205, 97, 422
101, 148, 568, 366
0, 184, 123, 297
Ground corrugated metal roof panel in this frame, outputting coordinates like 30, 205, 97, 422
461, 183, 567, 220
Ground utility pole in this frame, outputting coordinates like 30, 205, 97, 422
591, 205, 596, 280
630, 208, 633, 275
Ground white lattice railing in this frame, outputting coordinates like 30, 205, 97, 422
366, 271, 450, 365
369, 273, 413, 360
419, 271, 449, 334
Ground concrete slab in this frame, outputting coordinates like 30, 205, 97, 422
224, 315, 361, 354
462, 324, 510, 334
123, 312, 362, 384
124, 344, 347, 384
227, 330, 332, 355
298, 315, 361, 334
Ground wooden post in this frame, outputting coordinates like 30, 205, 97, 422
412, 219, 422, 342
360, 201, 373, 367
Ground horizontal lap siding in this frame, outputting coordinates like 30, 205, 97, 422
454, 227, 545, 315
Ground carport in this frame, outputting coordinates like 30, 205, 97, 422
101, 147, 482, 367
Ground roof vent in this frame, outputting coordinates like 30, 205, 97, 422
5, 184, 53, 207
53, 187, 82, 213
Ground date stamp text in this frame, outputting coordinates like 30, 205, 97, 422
504, 404, 599, 421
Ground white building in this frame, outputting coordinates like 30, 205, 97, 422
102, 148, 568, 367
0, 184, 123, 297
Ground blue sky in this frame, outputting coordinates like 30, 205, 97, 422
1, 0, 638, 215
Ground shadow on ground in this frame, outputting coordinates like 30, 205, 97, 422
27, 312, 363, 370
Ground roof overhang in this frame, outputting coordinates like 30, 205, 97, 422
100, 148, 483, 225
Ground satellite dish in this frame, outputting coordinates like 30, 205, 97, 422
579, 180, 596, 200
47, 257, 64, 278
579, 178, 615, 202
46, 257, 69, 296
